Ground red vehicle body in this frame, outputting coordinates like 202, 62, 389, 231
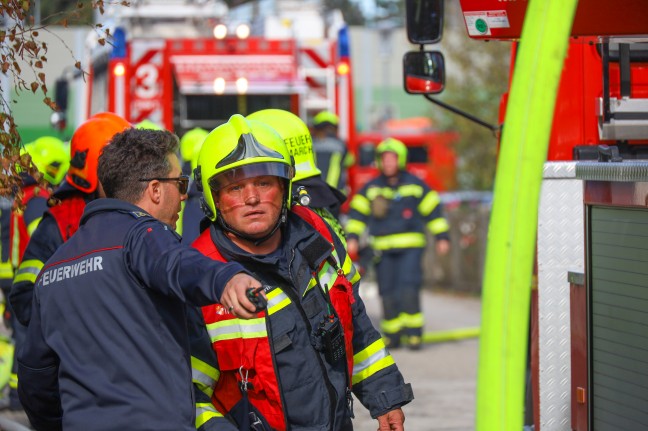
348, 117, 458, 198
455, 1, 648, 430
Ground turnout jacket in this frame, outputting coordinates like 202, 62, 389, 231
17, 198, 246, 431
346, 171, 450, 251
192, 207, 413, 431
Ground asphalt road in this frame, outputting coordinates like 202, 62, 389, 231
0, 283, 482, 431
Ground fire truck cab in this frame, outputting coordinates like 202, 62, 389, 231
54, 0, 354, 141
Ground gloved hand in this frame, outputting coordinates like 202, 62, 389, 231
376, 407, 405, 431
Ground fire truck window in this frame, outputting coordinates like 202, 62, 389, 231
181, 94, 292, 126
358, 143, 375, 167
408, 146, 428, 164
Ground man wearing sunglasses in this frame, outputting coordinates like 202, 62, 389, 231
17, 128, 262, 431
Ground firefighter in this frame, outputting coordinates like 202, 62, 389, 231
191, 115, 413, 431
9, 113, 131, 327
247, 108, 347, 239
16, 127, 261, 431
4, 136, 69, 410
345, 138, 450, 350
311, 110, 354, 193
177, 127, 209, 243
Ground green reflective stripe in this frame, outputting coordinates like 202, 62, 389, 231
366, 187, 391, 200
26, 216, 42, 236
306, 277, 317, 294
267, 288, 291, 315
13, 259, 44, 284
191, 356, 218, 397
427, 217, 450, 235
352, 339, 395, 385
342, 255, 361, 285
397, 184, 424, 198
0, 263, 13, 280
349, 194, 371, 216
345, 219, 366, 236
352, 355, 395, 385
371, 233, 426, 250
326, 152, 342, 188
176, 201, 185, 236
380, 317, 401, 334
9, 372, 17, 390
206, 317, 267, 342
10, 217, 19, 268
316, 261, 335, 290
196, 403, 224, 428
399, 312, 424, 329
418, 190, 441, 216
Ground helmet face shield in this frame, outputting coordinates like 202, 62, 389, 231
208, 162, 293, 192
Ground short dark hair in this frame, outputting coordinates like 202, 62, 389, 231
98, 128, 180, 202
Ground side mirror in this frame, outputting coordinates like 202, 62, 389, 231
405, 0, 444, 45
403, 51, 445, 94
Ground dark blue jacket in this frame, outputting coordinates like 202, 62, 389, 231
17, 198, 246, 431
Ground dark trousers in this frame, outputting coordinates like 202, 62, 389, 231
374, 248, 425, 340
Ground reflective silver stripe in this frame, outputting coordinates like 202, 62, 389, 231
206, 318, 267, 341
267, 288, 290, 315
353, 344, 390, 375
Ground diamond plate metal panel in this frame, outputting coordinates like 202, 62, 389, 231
538, 162, 584, 431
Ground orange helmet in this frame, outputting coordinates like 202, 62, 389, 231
67, 116, 130, 193
90, 111, 132, 129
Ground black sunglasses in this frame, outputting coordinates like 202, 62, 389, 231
139, 175, 190, 195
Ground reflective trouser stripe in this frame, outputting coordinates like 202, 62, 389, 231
196, 402, 224, 428
381, 316, 402, 335
191, 356, 218, 398
400, 312, 424, 329
352, 338, 395, 385
371, 232, 426, 250
13, 259, 44, 284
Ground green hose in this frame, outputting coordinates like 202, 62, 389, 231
475, 0, 578, 429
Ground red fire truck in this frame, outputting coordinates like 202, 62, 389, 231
406, 1, 648, 430
53, 0, 354, 142
349, 116, 458, 196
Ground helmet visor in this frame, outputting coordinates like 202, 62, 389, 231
208, 162, 293, 191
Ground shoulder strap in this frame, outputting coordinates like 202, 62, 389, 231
192, 228, 226, 261
291, 205, 333, 244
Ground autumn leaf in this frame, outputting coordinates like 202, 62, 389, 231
74, 61, 81, 69
35, 60, 43, 69
30, 81, 38, 93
